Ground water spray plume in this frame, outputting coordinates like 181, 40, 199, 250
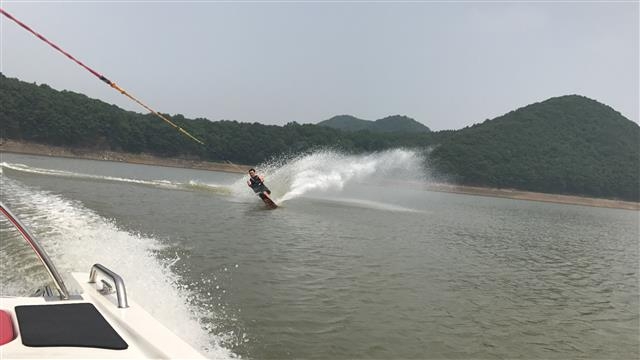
242, 149, 429, 203
0, 8, 204, 146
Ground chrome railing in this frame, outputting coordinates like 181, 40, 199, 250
0, 202, 70, 300
89, 263, 129, 308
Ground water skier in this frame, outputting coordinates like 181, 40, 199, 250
247, 168, 271, 196
247, 168, 277, 208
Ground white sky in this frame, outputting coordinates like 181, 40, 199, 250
1, 1, 638, 131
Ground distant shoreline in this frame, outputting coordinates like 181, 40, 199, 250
424, 184, 639, 211
0, 139, 248, 174
1, 140, 638, 211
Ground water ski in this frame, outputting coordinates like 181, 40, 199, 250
258, 192, 278, 209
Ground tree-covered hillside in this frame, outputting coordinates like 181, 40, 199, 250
431, 95, 640, 201
1, 73, 638, 201
372, 115, 431, 133
318, 114, 431, 133
0, 73, 434, 164
317, 115, 372, 132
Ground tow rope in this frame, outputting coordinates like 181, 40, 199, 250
1, 8, 205, 145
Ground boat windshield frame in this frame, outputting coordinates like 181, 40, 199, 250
0, 202, 70, 299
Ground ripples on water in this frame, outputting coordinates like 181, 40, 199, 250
436, 206, 638, 359
1, 153, 638, 359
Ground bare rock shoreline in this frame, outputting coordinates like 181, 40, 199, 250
1, 140, 638, 211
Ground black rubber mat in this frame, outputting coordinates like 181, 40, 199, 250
15, 303, 128, 350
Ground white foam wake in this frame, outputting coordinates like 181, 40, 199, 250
0, 176, 236, 359
0, 162, 180, 188
0, 162, 233, 195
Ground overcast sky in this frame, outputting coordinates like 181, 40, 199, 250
1, 1, 638, 131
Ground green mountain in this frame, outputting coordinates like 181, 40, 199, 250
430, 95, 639, 201
1, 73, 638, 201
318, 115, 431, 133
317, 115, 372, 132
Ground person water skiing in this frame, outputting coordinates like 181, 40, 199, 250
247, 168, 271, 196
247, 168, 277, 209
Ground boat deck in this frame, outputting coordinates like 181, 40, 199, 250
0, 272, 206, 359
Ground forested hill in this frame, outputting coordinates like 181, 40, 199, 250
0, 73, 433, 163
1, 73, 638, 201
318, 115, 431, 133
430, 95, 640, 201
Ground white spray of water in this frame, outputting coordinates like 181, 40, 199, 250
241, 149, 428, 203
0, 176, 236, 359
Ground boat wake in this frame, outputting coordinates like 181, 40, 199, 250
307, 197, 423, 213
0, 162, 231, 195
0, 175, 236, 359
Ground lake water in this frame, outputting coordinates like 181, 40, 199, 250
1, 151, 638, 359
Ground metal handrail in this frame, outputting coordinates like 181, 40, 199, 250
89, 263, 129, 308
0, 202, 70, 300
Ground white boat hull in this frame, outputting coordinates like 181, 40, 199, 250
0, 272, 206, 359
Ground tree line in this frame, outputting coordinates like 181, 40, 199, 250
1, 73, 638, 201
